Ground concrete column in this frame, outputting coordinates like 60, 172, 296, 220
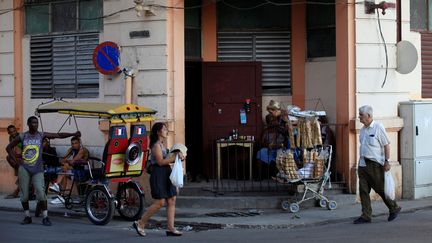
335, 0, 357, 193
13, 0, 24, 130
201, 0, 217, 62
166, 0, 185, 145
291, 1, 306, 109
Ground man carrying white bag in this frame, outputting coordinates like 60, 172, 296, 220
354, 105, 401, 224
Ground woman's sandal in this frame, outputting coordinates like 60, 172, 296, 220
132, 221, 146, 237
166, 230, 182, 237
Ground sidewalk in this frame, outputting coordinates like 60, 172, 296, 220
1, 193, 432, 230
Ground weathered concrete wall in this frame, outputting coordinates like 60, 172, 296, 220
261, 60, 337, 126
0, 0, 15, 119
0, 0, 184, 197
0, 0, 18, 193
353, 1, 422, 200
305, 60, 337, 124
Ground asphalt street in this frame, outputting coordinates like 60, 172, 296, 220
1, 207, 432, 243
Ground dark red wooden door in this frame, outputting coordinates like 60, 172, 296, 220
202, 62, 262, 178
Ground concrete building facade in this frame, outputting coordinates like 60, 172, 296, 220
0, 0, 427, 200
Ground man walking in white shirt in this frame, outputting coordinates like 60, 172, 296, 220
354, 105, 401, 224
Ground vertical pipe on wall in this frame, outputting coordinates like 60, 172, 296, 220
125, 76, 132, 104
13, 0, 24, 130
397, 0, 401, 42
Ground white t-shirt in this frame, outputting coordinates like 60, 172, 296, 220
359, 120, 390, 167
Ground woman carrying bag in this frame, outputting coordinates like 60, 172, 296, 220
133, 122, 185, 237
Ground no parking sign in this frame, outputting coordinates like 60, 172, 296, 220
92, 41, 121, 75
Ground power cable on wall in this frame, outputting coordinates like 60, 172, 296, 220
0, 0, 216, 19
207, 0, 363, 11
1, 1, 366, 17
376, 10, 388, 88
0, 4, 24, 15
1, 4, 135, 19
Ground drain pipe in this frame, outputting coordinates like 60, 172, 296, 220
123, 68, 134, 136
123, 68, 134, 104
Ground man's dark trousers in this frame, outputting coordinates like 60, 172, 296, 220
358, 158, 399, 220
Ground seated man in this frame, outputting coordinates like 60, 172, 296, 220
49, 136, 89, 204
42, 138, 60, 192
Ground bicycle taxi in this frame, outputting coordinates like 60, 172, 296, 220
36, 99, 156, 225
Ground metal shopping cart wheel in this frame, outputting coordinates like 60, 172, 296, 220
289, 202, 300, 213
327, 200, 337, 210
318, 199, 327, 208
281, 200, 290, 211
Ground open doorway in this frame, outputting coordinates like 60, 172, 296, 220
185, 61, 204, 182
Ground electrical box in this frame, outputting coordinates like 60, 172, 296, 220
399, 101, 432, 199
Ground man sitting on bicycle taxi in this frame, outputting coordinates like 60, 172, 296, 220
42, 138, 60, 190
49, 136, 89, 204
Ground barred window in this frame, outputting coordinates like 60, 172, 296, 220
25, 0, 103, 35
306, 0, 335, 58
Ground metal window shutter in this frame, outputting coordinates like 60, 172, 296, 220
76, 34, 99, 98
217, 31, 291, 93
422, 33, 432, 98
30, 37, 53, 98
52, 35, 77, 98
30, 33, 99, 99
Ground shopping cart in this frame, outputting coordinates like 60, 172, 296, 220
276, 145, 337, 213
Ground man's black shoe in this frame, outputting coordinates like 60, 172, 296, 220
388, 207, 401, 222
42, 217, 52, 226
21, 216, 32, 225
353, 217, 371, 224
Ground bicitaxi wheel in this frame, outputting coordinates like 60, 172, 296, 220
85, 186, 115, 225
116, 182, 145, 221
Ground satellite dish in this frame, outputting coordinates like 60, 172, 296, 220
396, 40, 418, 74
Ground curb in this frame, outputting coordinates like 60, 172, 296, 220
2, 203, 432, 230
0, 206, 86, 219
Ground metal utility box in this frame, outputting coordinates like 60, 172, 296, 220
399, 101, 432, 199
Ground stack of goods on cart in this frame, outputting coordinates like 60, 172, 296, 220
313, 149, 329, 179
287, 106, 325, 149
297, 149, 318, 179
272, 105, 330, 183
275, 150, 299, 182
